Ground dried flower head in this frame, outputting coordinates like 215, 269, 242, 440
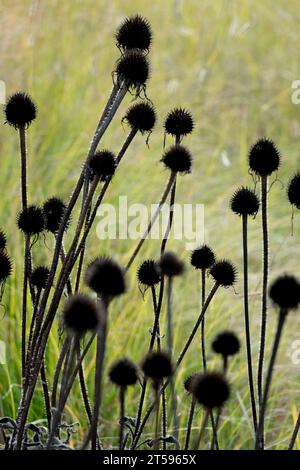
287, 172, 300, 210
210, 259, 237, 287
191, 245, 215, 270
4, 92, 37, 129
63, 293, 100, 335
116, 49, 149, 90
184, 373, 200, 394
17, 205, 45, 236
109, 358, 138, 387
124, 102, 156, 133
269, 275, 300, 311
31, 266, 50, 290
142, 351, 173, 382
137, 259, 161, 287
164, 108, 194, 138
248, 138, 280, 177
85, 256, 126, 298
161, 145, 192, 174
116, 15, 152, 52
159, 251, 184, 277
0, 230, 7, 251
191, 372, 230, 409
212, 331, 240, 357
230, 187, 259, 217
89, 150, 116, 181
43, 197, 69, 233
0, 252, 12, 282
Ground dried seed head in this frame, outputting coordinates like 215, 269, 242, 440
109, 358, 138, 387
124, 102, 156, 133
230, 187, 259, 217
191, 245, 215, 270
191, 372, 230, 409
43, 197, 69, 233
116, 15, 152, 52
164, 108, 194, 138
161, 145, 192, 174
17, 205, 45, 236
287, 172, 300, 210
116, 49, 149, 90
269, 274, 300, 311
0, 230, 7, 251
248, 138, 280, 177
137, 259, 161, 287
212, 331, 240, 357
31, 266, 50, 290
210, 259, 237, 287
184, 373, 201, 394
63, 293, 100, 335
85, 256, 126, 298
142, 351, 173, 382
4, 92, 37, 129
159, 251, 184, 277
89, 150, 116, 181
0, 252, 12, 282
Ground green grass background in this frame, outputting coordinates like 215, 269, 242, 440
1, 0, 300, 449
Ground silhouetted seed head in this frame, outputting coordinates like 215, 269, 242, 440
137, 259, 161, 287
191, 372, 230, 409
63, 293, 100, 335
269, 275, 300, 311
85, 256, 126, 298
230, 187, 259, 217
210, 259, 237, 287
0, 230, 7, 251
287, 172, 300, 210
4, 92, 37, 129
17, 205, 45, 236
142, 351, 173, 382
0, 252, 12, 282
43, 197, 69, 233
116, 49, 149, 90
116, 15, 152, 52
109, 358, 138, 387
184, 373, 200, 394
30, 266, 50, 290
124, 102, 156, 133
191, 245, 215, 270
212, 331, 240, 357
89, 150, 116, 181
161, 145, 192, 174
248, 138, 280, 177
159, 251, 184, 277
164, 108, 194, 138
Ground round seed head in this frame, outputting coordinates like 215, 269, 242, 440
287, 172, 300, 210
269, 274, 300, 311
161, 145, 192, 174
184, 373, 201, 394
116, 49, 149, 90
43, 197, 69, 233
0, 230, 7, 251
212, 331, 240, 357
124, 102, 156, 133
159, 251, 184, 277
0, 252, 12, 282
164, 108, 194, 138
116, 15, 152, 52
191, 245, 215, 270
4, 92, 37, 129
63, 293, 100, 335
142, 351, 173, 381
30, 266, 50, 290
85, 256, 126, 298
248, 138, 280, 177
210, 259, 237, 287
191, 372, 230, 409
89, 150, 116, 181
230, 187, 259, 217
17, 205, 45, 236
137, 259, 161, 287
109, 358, 138, 387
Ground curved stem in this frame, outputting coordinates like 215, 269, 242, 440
184, 396, 196, 450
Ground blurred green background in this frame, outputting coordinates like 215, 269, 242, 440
1, 0, 300, 449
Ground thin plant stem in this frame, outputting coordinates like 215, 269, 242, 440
194, 408, 209, 450
21, 234, 30, 378
40, 359, 51, 429
119, 386, 125, 450
154, 384, 160, 450
288, 410, 300, 450
184, 396, 196, 450
200, 269, 207, 370
51, 338, 70, 408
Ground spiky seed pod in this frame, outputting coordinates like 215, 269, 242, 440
191, 372, 230, 409
164, 108, 194, 138
124, 102, 156, 133
30, 266, 50, 290
17, 205, 45, 236
63, 293, 100, 335
43, 197, 69, 233
4, 92, 37, 129
161, 145, 192, 174
212, 331, 240, 357
248, 138, 280, 177
287, 172, 300, 210
191, 245, 215, 270
85, 256, 126, 298
210, 259, 237, 287
137, 259, 161, 287
269, 275, 300, 311
116, 15, 152, 52
88, 150, 116, 181
230, 187, 259, 217
116, 49, 149, 90
0, 252, 12, 282
159, 251, 184, 277
184, 373, 200, 394
0, 230, 7, 251
109, 358, 138, 387
142, 351, 173, 381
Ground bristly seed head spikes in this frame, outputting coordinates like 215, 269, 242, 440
88, 150, 116, 181
184, 373, 200, 394
0, 230, 7, 251
210, 259, 237, 287
212, 331, 240, 357
116, 49, 150, 90
109, 358, 138, 387
0, 252, 12, 282
63, 293, 100, 335
17, 205, 45, 236
248, 138, 280, 177
230, 187, 259, 217
85, 256, 126, 298
116, 15, 152, 53
164, 108, 194, 139
161, 145, 192, 174
31, 266, 50, 290
4, 92, 37, 129
124, 102, 156, 133
137, 259, 161, 287
287, 172, 300, 210
43, 197, 69, 233
269, 274, 300, 311
191, 245, 215, 270
159, 251, 184, 277
191, 372, 230, 409
142, 351, 173, 383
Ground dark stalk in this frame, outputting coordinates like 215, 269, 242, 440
119, 386, 125, 450
184, 396, 196, 450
